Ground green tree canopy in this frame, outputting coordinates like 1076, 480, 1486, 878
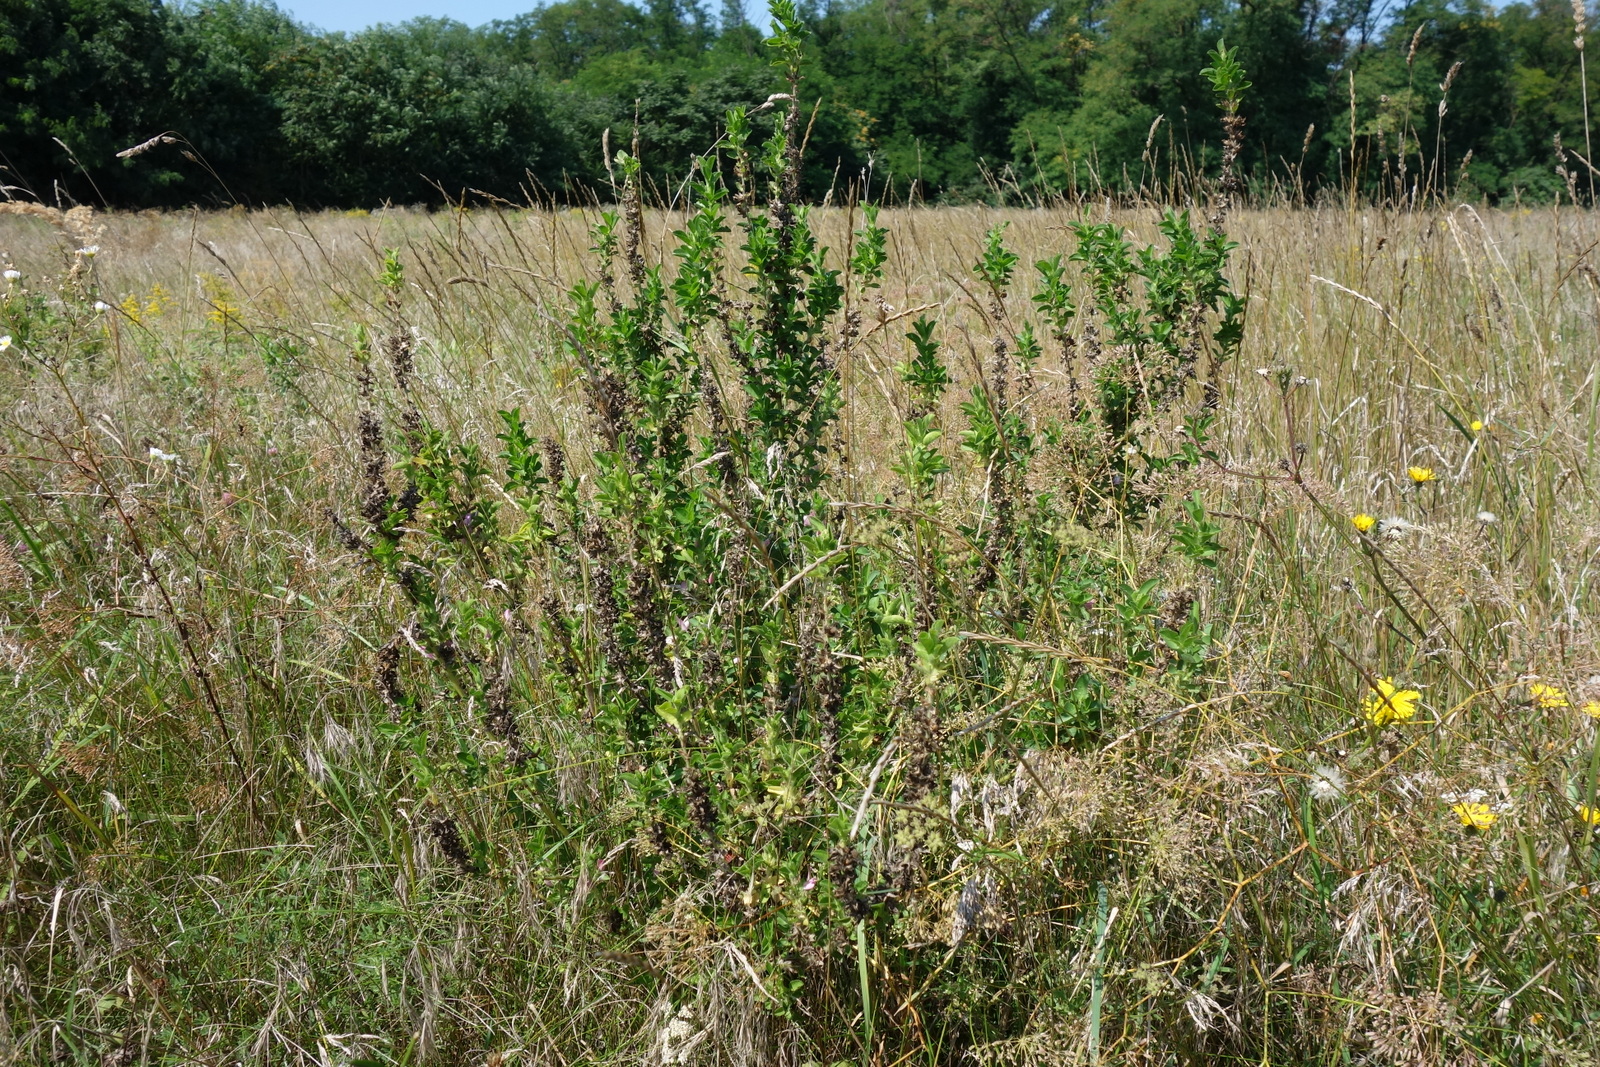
1, 0, 1595, 206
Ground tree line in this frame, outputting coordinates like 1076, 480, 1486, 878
2, 0, 1595, 208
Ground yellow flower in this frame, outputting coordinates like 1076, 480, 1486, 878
1451, 802, 1497, 829
1352, 513, 1377, 533
1529, 683, 1569, 709
144, 282, 174, 318
1469, 420, 1484, 432
200, 273, 241, 328
118, 293, 144, 325
1582, 701, 1600, 719
1362, 677, 1420, 726
1578, 806, 1600, 825
205, 299, 241, 328
1407, 466, 1437, 484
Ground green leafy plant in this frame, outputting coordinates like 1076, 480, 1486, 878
319, 20, 1254, 1064
1201, 38, 1252, 113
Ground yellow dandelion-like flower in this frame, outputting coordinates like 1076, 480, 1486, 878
1583, 701, 1600, 719
1529, 683, 1569, 709
1469, 419, 1484, 432
1451, 802, 1497, 829
1407, 466, 1437, 484
1352, 513, 1377, 533
1576, 805, 1600, 825
1362, 677, 1420, 726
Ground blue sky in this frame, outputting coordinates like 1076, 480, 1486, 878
280, 0, 534, 32
279, 0, 763, 34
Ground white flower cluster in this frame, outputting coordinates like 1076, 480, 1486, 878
657, 1004, 705, 1066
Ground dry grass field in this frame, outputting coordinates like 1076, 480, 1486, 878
2, 195, 1599, 1065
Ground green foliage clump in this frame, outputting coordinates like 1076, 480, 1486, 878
307, 16, 1249, 1060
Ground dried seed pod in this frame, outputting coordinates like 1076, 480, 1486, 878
811, 620, 843, 787
1161, 587, 1197, 631
828, 844, 870, 921
682, 762, 717, 839
375, 639, 404, 718
484, 670, 527, 767
582, 521, 625, 674
357, 408, 389, 531
429, 815, 475, 874
629, 562, 671, 690
326, 507, 367, 553
542, 437, 567, 487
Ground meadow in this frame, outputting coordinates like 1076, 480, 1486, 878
2, 172, 1599, 1064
